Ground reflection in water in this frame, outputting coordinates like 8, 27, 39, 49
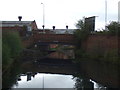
12, 73, 75, 88
2, 60, 22, 89
11, 72, 107, 89
2, 53, 107, 90
74, 77, 94, 90
2, 59, 107, 90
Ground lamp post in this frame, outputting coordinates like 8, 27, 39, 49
42, 74, 44, 90
41, 3, 45, 33
105, 0, 107, 30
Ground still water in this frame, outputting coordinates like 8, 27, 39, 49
12, 73, 75, 88
12, 72, 105, 89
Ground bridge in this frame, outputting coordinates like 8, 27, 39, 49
22, 33, 119, 53
22, 33, 75, 48
21, 33, 120, 88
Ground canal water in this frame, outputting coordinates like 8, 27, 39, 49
11, 72, 106, 89
2, 57, 106, 90
2, 49, 107, 89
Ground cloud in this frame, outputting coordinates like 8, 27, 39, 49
0, 0, 119, 29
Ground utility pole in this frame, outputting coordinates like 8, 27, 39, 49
42, 74, 44, 90
105, 0, 107, 30
41, 3, 45, 33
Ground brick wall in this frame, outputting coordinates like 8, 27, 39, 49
33, 34, 75, 44
22, 33, 119, 52
82, 34, 119, 53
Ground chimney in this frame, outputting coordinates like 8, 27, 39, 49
66, 25, 68, 29
53, 26, 55, 30
18, 16, 22, 21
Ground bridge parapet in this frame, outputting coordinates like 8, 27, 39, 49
22, 33, 120, 53
33, 34, 75, 44
22, 34, 75, 48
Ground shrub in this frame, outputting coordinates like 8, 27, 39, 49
2, 31, 23, 68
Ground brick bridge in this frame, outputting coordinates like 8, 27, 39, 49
22, 33, 120, 88
22, 33, 119, 52
22, 34, 75, 48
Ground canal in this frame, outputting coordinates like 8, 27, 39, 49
2, 58, 107, 90
2, 46, 119, 89
12, 73, 105, 89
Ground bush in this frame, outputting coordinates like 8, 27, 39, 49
106, 21, 120, 36
2, 31, 23, 68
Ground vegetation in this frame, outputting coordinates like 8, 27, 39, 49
96, 21, 120, 36
74, 19, 120, 64
2, 30, 23, 70
2, 60, 22, 89
106, 21, 120, 36
73, 18, 90, 63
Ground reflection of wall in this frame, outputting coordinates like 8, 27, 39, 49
48, 52, 69, 59
80, 59, 119, 88
49, 44, 58, 49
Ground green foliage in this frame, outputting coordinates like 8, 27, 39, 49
96, 21, 120, 36
75, 18, 85, 30
106, 21, 120, 36
73, 18, 91, 63
2, 60, 22, 88
74, 19, 119, 65
2, 43, 11, 65
75, 19, 89, 42
2, 31, 23, 68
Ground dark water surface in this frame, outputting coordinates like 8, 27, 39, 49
3, 46, 111, 89
2, 59, 107, 89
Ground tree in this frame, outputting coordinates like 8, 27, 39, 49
106, 21, 120, 36
74, 18, 90, 43
2, 31, 23, 68
75, 18, 85, 30
73, 18, 90, 62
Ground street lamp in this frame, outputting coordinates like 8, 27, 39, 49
41, 3, 45, 33
105, 0, 107, 30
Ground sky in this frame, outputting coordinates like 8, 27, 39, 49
0, 0, 120, 30
13, 73, 75, 88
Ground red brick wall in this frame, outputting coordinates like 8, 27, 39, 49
22, 33, 120, 52
33, 34, 75, 44
82, 34, 119, 52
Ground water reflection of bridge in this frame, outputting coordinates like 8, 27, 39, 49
20, 60, 95, 89
21, 58, 77, 75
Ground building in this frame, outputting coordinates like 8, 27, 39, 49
33, 29, 55, 34
118, 1, 120, 22
1, 16, 38, 36
1, 16, 75, 35
32, 25, 75, 34
52, 26, 75, 34
2, 20, 38, 31
53, 29, 75, 34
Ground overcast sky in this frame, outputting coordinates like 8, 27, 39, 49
0, 0, 119, 30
